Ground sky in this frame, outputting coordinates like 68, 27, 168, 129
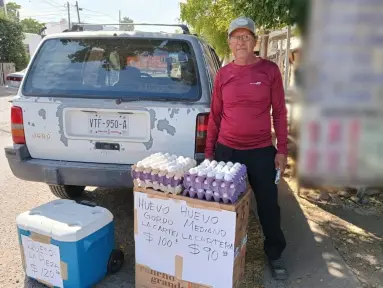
14, 0, 183, 32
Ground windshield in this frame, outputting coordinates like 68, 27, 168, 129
23, 38, 200, 101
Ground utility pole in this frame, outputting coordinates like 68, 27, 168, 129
75, 1, 81, 24
260, 31, 270, 59
284, 26, 291, 92
67, 1, 71, 29
119, 9, 121, 30
1, 0, 8, 18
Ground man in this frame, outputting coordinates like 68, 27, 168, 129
205, 16, 288, 280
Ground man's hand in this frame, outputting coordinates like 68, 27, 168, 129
275, 154, 287, 175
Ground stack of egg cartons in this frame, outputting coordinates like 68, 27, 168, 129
132, 153, 197, 194
183, 160, 247, 204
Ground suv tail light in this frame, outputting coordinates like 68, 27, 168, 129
11, 106, 26, 144
6, 76, 23, 82
195, 113, 209, 154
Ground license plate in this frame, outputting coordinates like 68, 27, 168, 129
7, 81, 20, 88
88, 114, 128, 136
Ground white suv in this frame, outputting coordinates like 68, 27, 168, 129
5, 24, 222, 199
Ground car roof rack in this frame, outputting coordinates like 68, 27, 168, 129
72, 23, 191, 34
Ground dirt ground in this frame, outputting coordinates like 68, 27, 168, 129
284, 157, 383, 288
242, 154, 383, 288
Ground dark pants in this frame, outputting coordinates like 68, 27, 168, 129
215, 143, 286, 260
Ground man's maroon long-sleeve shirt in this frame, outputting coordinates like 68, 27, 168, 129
205, 59, 288, 159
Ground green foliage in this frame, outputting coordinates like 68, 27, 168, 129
233, 0, 293, 30
290, 0, 310, 36
0, 17, 29, 70
180, 0, 238, 57
180, 0, 309, 57
0, 2, 21, 22
234, 0, 309, 34
20, 18, 45, 34
120, 16, 134, 31
1, 2, 46, 34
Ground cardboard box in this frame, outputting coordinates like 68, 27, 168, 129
134, 187, 250, 288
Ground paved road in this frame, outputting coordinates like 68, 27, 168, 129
0, 90, 360, 288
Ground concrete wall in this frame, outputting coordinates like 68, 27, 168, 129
23, 33, 42, 58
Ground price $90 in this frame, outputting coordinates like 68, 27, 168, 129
188, 244, 219, 261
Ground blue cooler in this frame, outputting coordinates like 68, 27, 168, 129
16, 199, 124, 288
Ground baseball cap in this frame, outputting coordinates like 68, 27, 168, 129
228, 17, 256, 36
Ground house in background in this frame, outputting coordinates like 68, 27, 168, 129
23, 33, 42, 58
43, 19, 70, 35
267, 29, 301, 88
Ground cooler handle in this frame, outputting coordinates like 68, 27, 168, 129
78, 200, 97, 207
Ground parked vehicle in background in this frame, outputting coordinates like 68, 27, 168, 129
5, 69, 26, 90
5, 24, 222, 199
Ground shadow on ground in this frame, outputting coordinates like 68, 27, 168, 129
300, 191, 383, 238
264, 179, 360, 288
289, 143, 382, 238
295, 189, 383, 287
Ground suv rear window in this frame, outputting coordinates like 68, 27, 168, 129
23, 38, 200, 101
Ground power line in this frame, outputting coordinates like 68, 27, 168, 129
40, 0, 64, 9
19, 9, 65, 15
80, 7, 115, 19
75, 1, 81, 23
46, 0, 65, 6
20, 8, 66, 17
20, 12, 66, 18
80, 13, 115, 22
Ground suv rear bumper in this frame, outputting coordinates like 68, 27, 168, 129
5, 144, 133, 187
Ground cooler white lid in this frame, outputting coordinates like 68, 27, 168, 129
16, 199, 113, 242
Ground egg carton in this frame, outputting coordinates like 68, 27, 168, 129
183, 160, 247, 192
182, 187, 245, 204
133, 178, 183, 195
132, 153, 197, 180
132, 170, 184, 187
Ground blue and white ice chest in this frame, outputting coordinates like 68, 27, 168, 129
16, 199, 123, 288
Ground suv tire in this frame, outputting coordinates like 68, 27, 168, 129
49, 185, 85, 199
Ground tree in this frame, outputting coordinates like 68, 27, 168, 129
233, 0, 309, 34
0, 17, 29, 70
1, 2, 46, 34
180, 0, 238, 57
180, 0, 309, 57
0, 2, 21, 22
233, 0, 292, 31
20, 18, 45, 34
120, 16, 134, 31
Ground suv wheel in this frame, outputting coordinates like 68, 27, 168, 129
49, 185, 85, 199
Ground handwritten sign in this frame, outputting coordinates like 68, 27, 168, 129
21, 235, 63, 288
134, 192, 237, 288
299, 0, 383, 186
